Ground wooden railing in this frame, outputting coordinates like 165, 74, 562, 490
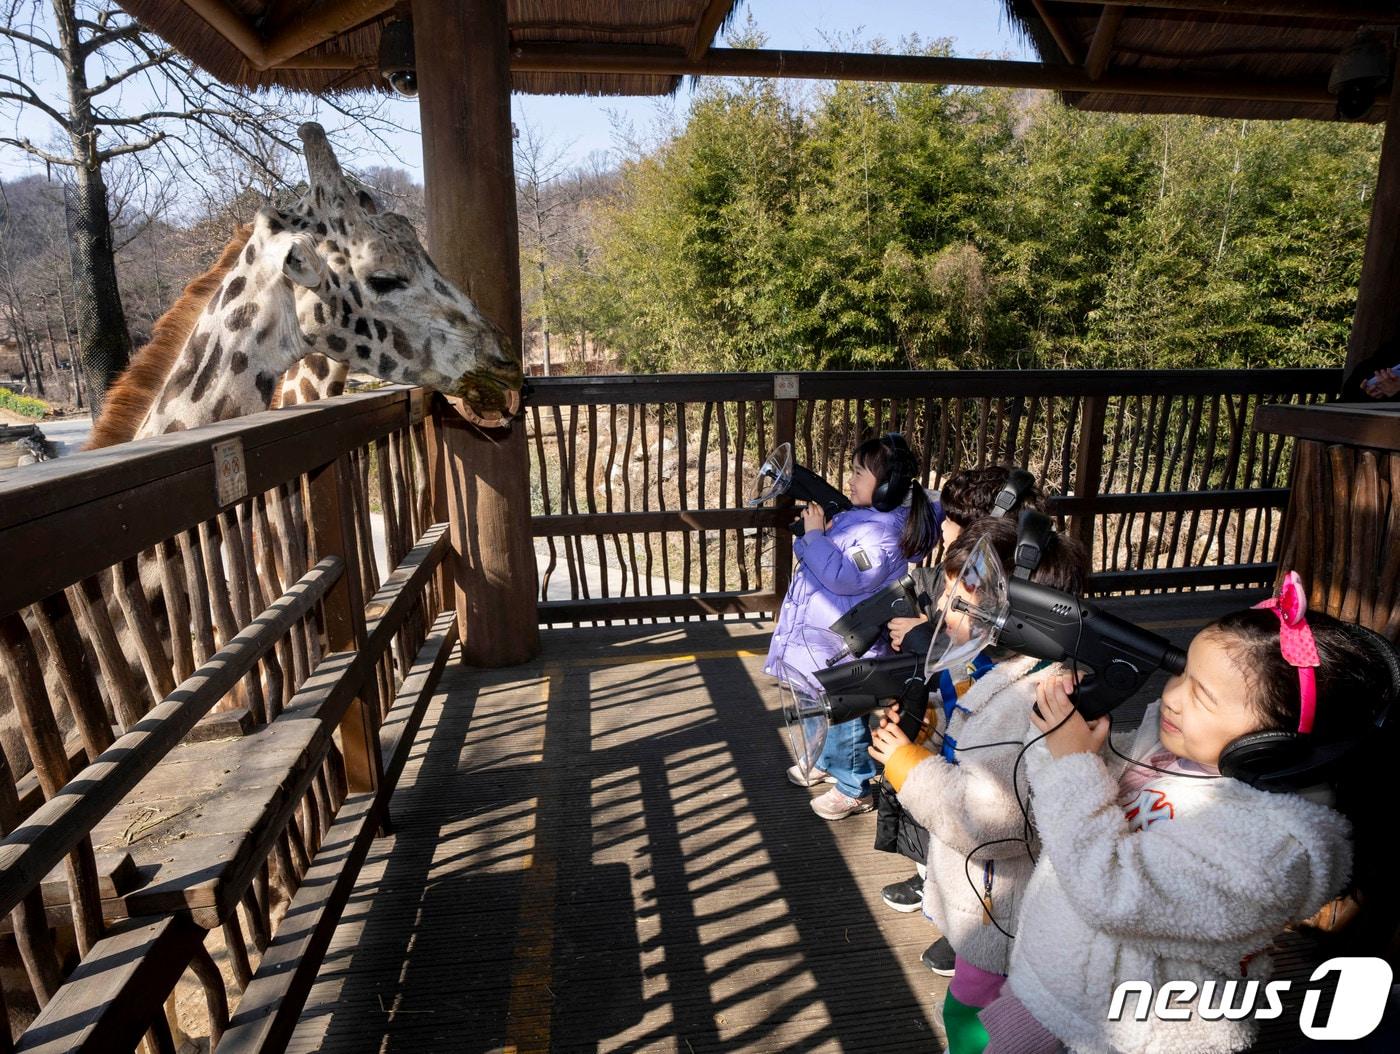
0, 387, 452, 1052
526, 369, 1340, 624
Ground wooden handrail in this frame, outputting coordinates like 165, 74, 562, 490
0, 388, 415, 618
523, 368, 1339, 405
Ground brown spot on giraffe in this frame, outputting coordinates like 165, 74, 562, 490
231, 351, 249, 374
299, 377, 319, 402
212, 394, 240, 421
225, 302, 258, 331
222, 275, 246, 307
190, 338, 223, 403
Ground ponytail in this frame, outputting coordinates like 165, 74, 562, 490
900, 479, 938, 560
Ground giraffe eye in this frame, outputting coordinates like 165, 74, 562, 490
367, 274, 408, 295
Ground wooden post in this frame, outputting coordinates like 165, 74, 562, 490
772, 383, 797, 604
413, 0, 540, 667
1347, 52, 1400, 378
1070, 394, 1108, 553
306, 455, 382, 794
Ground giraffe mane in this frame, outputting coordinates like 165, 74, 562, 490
87, 224, 255, 449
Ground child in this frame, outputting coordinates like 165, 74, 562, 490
981, 579, 1390, 1053
886, 465, 1047, 652
869, 518, 1088, 1054
879, 465, 1048, 975
765, 433, 939, 820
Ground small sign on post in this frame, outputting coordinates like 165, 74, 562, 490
212, 438, 248, 507
774, 374, 799, 400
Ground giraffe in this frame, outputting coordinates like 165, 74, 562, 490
89, 122, 518, 447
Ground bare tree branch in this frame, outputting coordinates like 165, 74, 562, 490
0, 136, 79, 165
82, 45, 175, 97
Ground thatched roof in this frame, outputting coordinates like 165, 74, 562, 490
1001, 1, 1394, 121
116, 1, 742, 97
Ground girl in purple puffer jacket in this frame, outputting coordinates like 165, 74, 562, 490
764, 434, 941, 820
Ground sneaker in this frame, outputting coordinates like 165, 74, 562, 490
787, 764, 836, 788
921, 936, 956, 976
810, 787, 875, 820
881, 873, 925, 913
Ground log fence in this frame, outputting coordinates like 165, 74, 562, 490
0, 386, 453, 1052
526, 369, 1339, 624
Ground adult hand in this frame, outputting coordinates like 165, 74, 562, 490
888, 614, 929, 651
801, 503, 827, 535
1030, 674, 1109, 758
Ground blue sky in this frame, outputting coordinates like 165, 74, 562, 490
1, 1, 1033, 183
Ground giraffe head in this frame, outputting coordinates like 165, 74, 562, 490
285, 123, 520, 411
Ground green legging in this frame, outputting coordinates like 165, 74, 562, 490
943, 988, 990, 1054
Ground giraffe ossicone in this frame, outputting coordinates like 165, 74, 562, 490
91, 122, 520, 447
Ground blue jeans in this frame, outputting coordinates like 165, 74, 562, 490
817, 715, 876, 799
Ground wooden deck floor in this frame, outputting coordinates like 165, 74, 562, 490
288, 591, 1267, 1054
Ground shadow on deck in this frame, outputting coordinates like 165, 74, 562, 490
288, 590, 1273, 1054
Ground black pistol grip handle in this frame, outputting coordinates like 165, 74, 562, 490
895, 687, 929, 744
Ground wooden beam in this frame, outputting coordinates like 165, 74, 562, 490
507, 44, 1336, 105
1093, 1, 1400, 18
1085, 5, 1126, 81
414, 0, 540, 668
1347, 51, 1400, 376
184, 0, 394, 70
1030, 0, 1084, 65
688, 0, 733, 62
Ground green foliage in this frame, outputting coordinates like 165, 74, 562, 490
0, 389, 48, 419
560, 59, 1381, 374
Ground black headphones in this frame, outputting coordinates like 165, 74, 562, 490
1012, 509, 1056, 579
1217, 622, 1400, 792
871, 433, 917, 513
991, 468, 1037, 519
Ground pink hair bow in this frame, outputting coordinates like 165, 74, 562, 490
1253, 571, 1319, 733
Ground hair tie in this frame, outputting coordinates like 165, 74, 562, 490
1252, 571, 1320, 733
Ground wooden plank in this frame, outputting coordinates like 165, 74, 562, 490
363, 523, 450, 662
217, 792, 379, 1054
0, 388, 410, 530
1068, 393, 1107, 550
380, 611, 459, 791
1254, 403, 1400, 452
525, 369, 1337, 406
538, 591, 780, 623
1087, 563, 1278, 594
1050, 488, 1290, 516
510, 43, 1338, 105
531, 507, 791, 536
14, 913, 205, 1054
0, 394, 409, 617
0, 560, 340, 922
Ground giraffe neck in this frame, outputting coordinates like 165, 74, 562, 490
137, 259, 305, 438
277, 354, 349, 407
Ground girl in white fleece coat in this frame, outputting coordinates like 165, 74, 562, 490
986, 600, 1393, 1054
870, 518, 1089, 1054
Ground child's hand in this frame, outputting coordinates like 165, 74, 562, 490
801, 504, 827, 535
869, 713, 912, 765
1366, 366, 1400, 397
1031, 674, 1110, 758
888, 614, 928, 651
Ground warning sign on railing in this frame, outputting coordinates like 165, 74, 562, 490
212, 438, 248, 507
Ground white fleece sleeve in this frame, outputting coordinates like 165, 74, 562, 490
1030, 751, 1351, 942
897, 745, 1032, 861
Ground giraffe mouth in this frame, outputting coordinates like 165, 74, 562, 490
450, 365, 524, 425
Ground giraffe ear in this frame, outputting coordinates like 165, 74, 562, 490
279, 233, 325, 289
